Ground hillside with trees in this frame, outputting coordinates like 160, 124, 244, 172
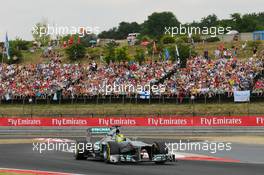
99, 12, 264, 39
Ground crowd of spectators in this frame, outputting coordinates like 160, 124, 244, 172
0, 53, 263, 102
164, 56, 263, 102
253, 77, 264, 96
0, 56, 175, 100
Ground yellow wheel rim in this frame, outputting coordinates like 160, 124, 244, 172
107, 144, 110, 161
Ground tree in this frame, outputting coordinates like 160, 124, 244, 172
142, 12, 180, 38
8, 46, 23, 63
115, 46, 130, 62
116, 22, 141, 39
205, 37, 220, 42
98, 27, 118, 39
80, 33, 97, 47
134, 48, 145, 65
99, 22, 141, 39
231, 13, 242, 22
230, 13, 258, 32
65, 43, 86, 61
256, 25, 264, 31
161, 35, 176, 44
10, 38, 31, 50
177, 43, 196, 68
104, 41, 118, 64
137, 35, 152, 43
162, 41, 196, 68
200, 14, 218, 27
192, 34, 202, 42
32, 21, 51, 47
239, 15, 258, 32
99, 11, 264, 40
87, 47, 102, 60
2, 43, 23, 64
190, 12, 264, 33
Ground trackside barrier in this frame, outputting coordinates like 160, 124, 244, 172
0, 116, 264, 127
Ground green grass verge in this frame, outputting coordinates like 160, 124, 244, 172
0, 103, 264, 117
0, 173, 34, 175
14, 40, 264, 64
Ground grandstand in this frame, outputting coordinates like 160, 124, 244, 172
0, 54, 263, 105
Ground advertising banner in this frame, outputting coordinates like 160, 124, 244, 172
0, 116, 264, 127
234, 91, 250, 102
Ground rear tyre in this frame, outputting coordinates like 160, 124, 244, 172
155, 161, 166, 165
75, 141, 87, 160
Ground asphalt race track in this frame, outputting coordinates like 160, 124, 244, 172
0, 143, 264, 175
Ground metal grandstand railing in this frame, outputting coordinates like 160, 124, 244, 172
0, 93, 264, 105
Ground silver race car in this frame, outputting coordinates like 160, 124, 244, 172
74, 126, 175, 164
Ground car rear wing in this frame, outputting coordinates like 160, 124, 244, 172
86, 127, 111, 142
88, 127, 111, 134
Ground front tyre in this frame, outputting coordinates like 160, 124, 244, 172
153, 142, 168, 164
153, 142, 168, 154
104, 142, 120, 163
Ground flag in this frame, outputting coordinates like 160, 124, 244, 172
152, 41, 157, 54
159, 51, 162, 61
165, 48, 170, 61
188, 33, 195, 45
77, 36, 81, 44
219, 43, 224, 51
53, 93, 58, 101
139, 91, 150, 99
68, 35, 74, 45
4, 32, 10, 60
63, 41, 67, 48
191, 38, 194, 45
5, 93, 10, 101
175, 44, 180, 58
175, 44, 181, 65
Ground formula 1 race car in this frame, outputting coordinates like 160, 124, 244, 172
74, 126, 175, 164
